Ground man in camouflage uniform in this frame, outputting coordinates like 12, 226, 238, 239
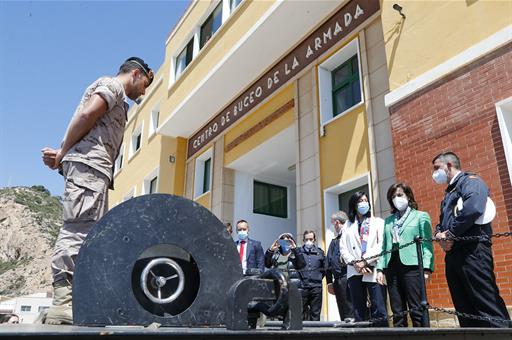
41, 57, 153, 324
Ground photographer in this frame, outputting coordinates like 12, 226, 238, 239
265, 233, 306, 288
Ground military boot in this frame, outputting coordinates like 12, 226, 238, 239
45, 281, 73, 325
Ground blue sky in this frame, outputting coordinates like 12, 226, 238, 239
0, 0, 189, 197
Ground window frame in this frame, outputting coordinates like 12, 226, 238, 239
114, 143, 125, 176
199, 2, 223, 49
194, 148, 213, 199
202, 158, 211, 193
149, 104, 160, 138
496, 96, 512, 187
129, 122, 144, 160
317, 38, 363, 128
143, 167, 160, 195
175, 37, 194, 79
331, 54, 361, 118
149, 176, 158, 194
230, 0, 242, 12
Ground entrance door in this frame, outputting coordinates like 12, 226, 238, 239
227, 126, 297, 250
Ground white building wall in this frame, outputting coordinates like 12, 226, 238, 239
1, 293, 52, 324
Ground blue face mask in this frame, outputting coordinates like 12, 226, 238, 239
357, 201, 370, 215
237, 230, 248, 240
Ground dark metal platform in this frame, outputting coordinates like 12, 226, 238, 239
1, 325, 511, 340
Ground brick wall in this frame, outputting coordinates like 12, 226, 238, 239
389, 43, 512, 307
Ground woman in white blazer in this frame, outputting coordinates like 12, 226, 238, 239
340, 191, 388, 326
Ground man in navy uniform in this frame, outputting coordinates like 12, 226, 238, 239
432, 151, 510, 327
297, 230, 325, 321
235, 220, 265, 274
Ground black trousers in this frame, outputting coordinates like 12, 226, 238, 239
332, 275, 354, 320
445, 242, 510, 328
300, 286, 322, 321
348, 275, 388, 327
385, 252, 425, 327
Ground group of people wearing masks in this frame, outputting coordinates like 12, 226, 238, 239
231, 183, 432, 326
231, 220, 325, 321
333, 184, 433, 327
230, 151, 510, 328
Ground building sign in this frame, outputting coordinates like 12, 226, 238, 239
188, 0, 380, 158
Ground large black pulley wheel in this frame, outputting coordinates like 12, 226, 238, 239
73, 194, 243, 326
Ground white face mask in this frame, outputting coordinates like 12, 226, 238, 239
304, 240, 314, 248
432, 169, 448, 184
392, 196, 409, 212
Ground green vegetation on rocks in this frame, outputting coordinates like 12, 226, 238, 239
0, 186, 62, 246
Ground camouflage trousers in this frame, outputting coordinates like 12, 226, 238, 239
51, 161, 109, 283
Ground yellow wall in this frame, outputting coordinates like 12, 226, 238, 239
382, 0, 512, 90
161, 0, 276, 124
195, 191, 211, 210
224, 84, 295, 165
319, 105, 371, 190
157, 136, 187, 197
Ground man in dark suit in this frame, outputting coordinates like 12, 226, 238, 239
433, 151, 510, 327
235, 220, 265, 274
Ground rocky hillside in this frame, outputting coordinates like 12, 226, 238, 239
0, 186, 62, 297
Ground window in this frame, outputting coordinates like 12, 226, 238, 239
318, 38, 362, 126
230, 0, 242, 11
38, 306, 49, 313
203, 158, 211, 193
143, 167, 159, 195
200, 2, 222, 49
135, 134, 141, 150
332, 55, 361, 117
129, 123, 143, 158
194, 148, 213, 198
114, 144, 124, 174
175, 37, 194, 78
149, 105, 160, 136
149, 177, 158, 194
20, 305, 31, 312
253, 181, 287, 218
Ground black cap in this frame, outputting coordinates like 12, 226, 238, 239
125, 57, 154, 86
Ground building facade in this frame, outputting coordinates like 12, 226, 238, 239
110, 0, 512, 321
0, 293, 52, 324
382, 0, 512, 317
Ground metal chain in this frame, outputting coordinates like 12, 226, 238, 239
286, 231, 511, 274
427, 304, 512, 326
276, 233, 512, 326
357, 305, 511, 326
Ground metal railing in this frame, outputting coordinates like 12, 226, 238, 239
284, 231, 512, 327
